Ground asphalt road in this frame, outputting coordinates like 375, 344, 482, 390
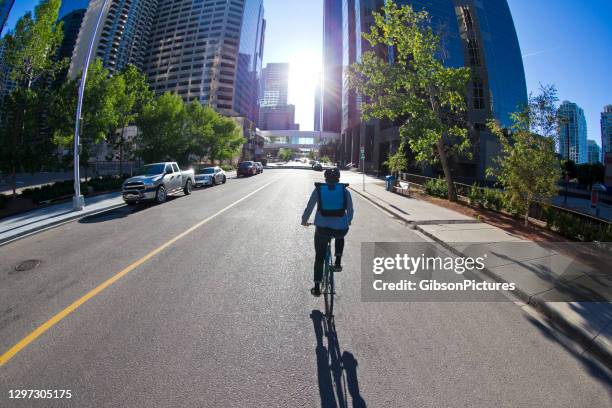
0, 170, 610, 407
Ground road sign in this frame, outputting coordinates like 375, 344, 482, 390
360, 146, 365, 160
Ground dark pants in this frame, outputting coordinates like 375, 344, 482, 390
314, 227, 349, 282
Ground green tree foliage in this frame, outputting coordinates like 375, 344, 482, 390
278, 148, 293, 161
576, 163, 605, 187
50, 59, 120, 169
136, 92, 242, 165
0, 0, 63, 195
527, 84, 559, 138
561, 159, 578, 180
0, 0, 64, 89
384, 145, 408, 179
487, 106, 562, 226
348, 1, 471, 201
107, 64, 154, 174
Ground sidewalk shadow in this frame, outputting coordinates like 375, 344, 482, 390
311, 310, 367, 408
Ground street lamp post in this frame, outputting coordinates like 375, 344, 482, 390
72, 0, 111, 210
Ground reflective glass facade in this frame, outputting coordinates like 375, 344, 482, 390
145, 0, 264, 124
473, 0, 527, 127
558, 101, 588, 164
334, 0, 528, 180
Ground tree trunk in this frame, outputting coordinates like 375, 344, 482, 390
524, 199, 530, 227
118, 125, 126, 177
436, 138, 457, 202
11, 166, 17, 198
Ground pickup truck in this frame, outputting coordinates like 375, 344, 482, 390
122, 162, 195, 204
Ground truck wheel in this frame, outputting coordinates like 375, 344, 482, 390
155, 186, 167, 204
183, 179, 193, 195
222, 175, 227, 184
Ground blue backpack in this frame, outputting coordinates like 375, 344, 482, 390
315, 182, 349, 217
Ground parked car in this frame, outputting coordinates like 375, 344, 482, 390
254, 162, 264, 174
312, 161, 323, 171
122, 162, 194, 204
195, 166, 226, 187
237, 161, 257, 177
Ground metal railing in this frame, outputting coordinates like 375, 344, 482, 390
398, 172, 611, 238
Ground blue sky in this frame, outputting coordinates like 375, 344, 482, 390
4, 1, 611, 139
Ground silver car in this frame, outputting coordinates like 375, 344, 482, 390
194, 166, 226, 187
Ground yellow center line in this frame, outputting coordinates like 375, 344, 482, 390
0, 178, 280, 367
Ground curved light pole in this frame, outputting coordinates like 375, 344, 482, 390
73, 0, 111, 210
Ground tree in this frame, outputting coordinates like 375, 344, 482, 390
107, 65, 154, 175
0, 0, 64, 196
136, 92, 187, 164
208, 115, 243, 162
487, 109, 561, 226
0, 0, 64, 90
50, 59, 120, 175
576, 163, 605, 187
348, 1, 471, 201
278, 148, 293, 161
527, 84, 559, 139
384, 144, 408, 181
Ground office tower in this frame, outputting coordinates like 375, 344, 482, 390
314, 73, 321, 131
558, 101, 588, 164
587, 140, 601, 164
258, 62, 296, 129
601, 105, 612, 161
145, 0, 265, 124
69, 0, 159, 78
58, 8, 88, 61
332, 0, 528, 180
0, 0, 14, 35
59, 0, 91, 18
260, 62, 288, 106
259, 105, 299, 130
322, 0, 342, 132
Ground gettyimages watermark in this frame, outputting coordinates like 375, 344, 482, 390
361, 242, 612, 302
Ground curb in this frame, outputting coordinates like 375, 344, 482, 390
349, 184, 612, 370
0, 202, 126, 247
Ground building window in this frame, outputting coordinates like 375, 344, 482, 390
467, 38, 481, 67
473, 80, 485, 110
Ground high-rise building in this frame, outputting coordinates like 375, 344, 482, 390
69, 0, 159, 78
260, 62, 288, 107
587, 140, 601, 164
0, 0, 14, 35
314, 73, 321, 131
332, 0, 528, 180
322, 0, 342, 133
59, 0, 91, 19
259, 105, 299, 130
601, 105, 612, 162
258, 62, 297, 129
558, 101, 588, 164
145, 0, 265, 124
58, 8, 87, 61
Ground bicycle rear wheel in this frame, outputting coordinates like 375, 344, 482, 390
323, 244, 334, 319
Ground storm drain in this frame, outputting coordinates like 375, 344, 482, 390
14, 259, 42, 273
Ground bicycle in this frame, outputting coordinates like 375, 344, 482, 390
304, 223, 335, 320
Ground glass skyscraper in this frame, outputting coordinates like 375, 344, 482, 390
601, 105, 612, 162
145, 0, 265, 124
331, 0, 528, 180
0, 0, 14, 35
69, 0, 159, 77
558, 101, 588, 164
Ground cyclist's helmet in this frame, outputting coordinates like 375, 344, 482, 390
324, 167, 341, 183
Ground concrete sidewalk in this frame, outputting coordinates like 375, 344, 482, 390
347, 173, 612, 368
0, 192, 125, 245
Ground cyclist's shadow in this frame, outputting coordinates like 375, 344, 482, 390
311, 310, 367, 408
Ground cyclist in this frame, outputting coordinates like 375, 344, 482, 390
301, 167, 354, 297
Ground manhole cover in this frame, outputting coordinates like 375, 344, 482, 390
14, 259, 42, 272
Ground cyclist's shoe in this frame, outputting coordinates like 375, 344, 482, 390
332, 264, 343, 272
310, 286, 321, 297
